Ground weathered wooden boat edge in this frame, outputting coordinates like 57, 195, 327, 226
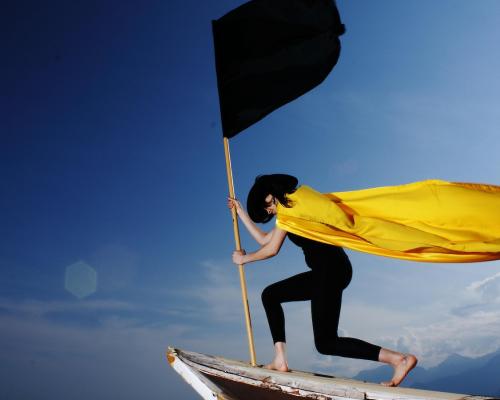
168, 347, 236, 399
167, 347, 499, 400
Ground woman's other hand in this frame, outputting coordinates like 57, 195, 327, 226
232, 249, 247, 265
227, 197, 243, 215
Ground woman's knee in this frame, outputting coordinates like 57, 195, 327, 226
261, 284, 275, 306
314, 336, 339, 356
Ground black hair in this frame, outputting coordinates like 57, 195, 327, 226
247, 174, 298, 223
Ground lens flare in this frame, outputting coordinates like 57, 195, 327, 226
64, 260, 97, 299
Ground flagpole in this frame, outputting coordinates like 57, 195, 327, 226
223, 136, 257, 366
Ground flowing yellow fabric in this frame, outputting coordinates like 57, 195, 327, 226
276, 180, 500, 263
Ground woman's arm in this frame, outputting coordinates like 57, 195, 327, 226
228, 197, 273, 246
232, 227, 287, 265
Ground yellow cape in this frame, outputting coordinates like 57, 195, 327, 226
276, 180, 500, 263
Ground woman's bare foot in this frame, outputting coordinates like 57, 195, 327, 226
264, 341, 290, 372
381, 354, 418, 387
264, 356, 289, 372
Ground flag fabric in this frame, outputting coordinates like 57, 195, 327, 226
212, 0, 345, 138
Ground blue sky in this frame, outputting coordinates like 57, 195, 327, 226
2, 1, 500, 399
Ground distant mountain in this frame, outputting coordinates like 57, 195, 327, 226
353, 348, 500, 397
418, 352, 500, 397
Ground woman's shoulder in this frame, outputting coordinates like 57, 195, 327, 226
286, 184, 325, 203
278, 184, 332, 218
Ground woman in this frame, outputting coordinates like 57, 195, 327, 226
228, 174, 418, 387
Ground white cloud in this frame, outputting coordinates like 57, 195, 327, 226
177, 260, 265, 323
380, 271, 500, 367
391, 310, 500, 367
466, 272, 500, 303
0, 298, 137, 317
0, 307, 199, 400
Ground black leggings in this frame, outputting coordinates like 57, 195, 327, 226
261, 259, 381, 361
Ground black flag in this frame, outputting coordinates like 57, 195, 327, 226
212, 0, 345, 138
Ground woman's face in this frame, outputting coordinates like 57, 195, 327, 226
264, 194, 277, 215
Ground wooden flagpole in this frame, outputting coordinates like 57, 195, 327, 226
223, 137, 257, 366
